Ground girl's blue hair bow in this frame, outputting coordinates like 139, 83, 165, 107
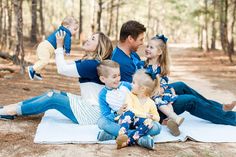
145, 69, 157, 80
154, 34, 168, 43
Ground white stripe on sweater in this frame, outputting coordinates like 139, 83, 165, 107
67, 93, 100, 125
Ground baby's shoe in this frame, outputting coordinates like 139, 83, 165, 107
34, 73, 43, 80
28, 66, 35, 80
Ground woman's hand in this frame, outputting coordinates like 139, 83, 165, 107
56, 30, 66, 48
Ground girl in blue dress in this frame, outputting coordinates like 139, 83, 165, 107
139, 35, 185, 136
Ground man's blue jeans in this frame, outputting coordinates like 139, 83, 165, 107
97, 116, 162, 137
18, 90, 78, 123
166, 81, 236, 126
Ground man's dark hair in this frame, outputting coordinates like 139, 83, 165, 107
119, 20, 146, 42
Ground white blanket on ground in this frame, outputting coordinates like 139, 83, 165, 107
34, 109, 236, 144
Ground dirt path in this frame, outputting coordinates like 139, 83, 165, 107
0, 45, 236, 157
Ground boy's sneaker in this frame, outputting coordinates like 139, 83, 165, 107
167, 119, 180, 136
97, 130, 115, 141
28, 66, 35, 80
34, 73, 43, 80
137, 135, 155, 150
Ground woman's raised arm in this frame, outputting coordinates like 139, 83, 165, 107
54, 31, 80, 77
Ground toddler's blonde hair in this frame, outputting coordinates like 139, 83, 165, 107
133, 69, 160, 97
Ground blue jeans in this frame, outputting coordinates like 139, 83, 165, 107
164, 81, 236, 126
97, 115, 162, 137
19, 90, 78, 123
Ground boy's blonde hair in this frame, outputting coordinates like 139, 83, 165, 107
97, 60, 120, 77
145, 38, 170, 77
133, 69, 160, 97
83, 32, 113, 61
61, 16, 79, 26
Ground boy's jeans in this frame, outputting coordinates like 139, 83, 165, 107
97, 116, 161, 137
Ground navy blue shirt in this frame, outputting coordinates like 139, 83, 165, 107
75, 60, 103, 84
47, 26, 72, 54
111, 47, 141, 83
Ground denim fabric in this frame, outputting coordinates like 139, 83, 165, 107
163, 82, 236, 126
20, 90, 78, 123
97, 115, 161, 137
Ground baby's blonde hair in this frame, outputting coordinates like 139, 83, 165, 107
97, 60, 120, 77
133, 69, 160, 97
61, 16, 79, 26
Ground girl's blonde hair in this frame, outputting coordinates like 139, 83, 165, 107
145, 38, 170, 77
134, 69, 160, 97
83, 32, 113, 61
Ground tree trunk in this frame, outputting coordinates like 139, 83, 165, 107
91, 0, 96, 33
204, 0, 209, 52
39, 0, 44, 36
31, 0, 37, 43
0, 0, 2, 47
13, 0, 25, 73
107, 0, 114, 36
211, 0, 216, 50
7, 0, 13, 49
115, 0, 120, 41
198, 16, 203, 49
146, 0, 151, 39
79, 0, 83, 43
227, 0, 236, 59
201, 25, 204, 50
3, 1, 7, 47
220, 0, 228, 53
97, 0, 103, 32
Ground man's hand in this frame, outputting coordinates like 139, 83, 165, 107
56, 30, 66, 48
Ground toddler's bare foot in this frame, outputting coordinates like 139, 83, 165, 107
116, 134, 128, 149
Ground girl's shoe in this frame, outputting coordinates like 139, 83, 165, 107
175, 117, 185, 126
167, 119, 180, 136
116, 134, 128, 149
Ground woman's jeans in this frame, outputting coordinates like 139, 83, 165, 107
166, 81, 236, 126
18, 90, 78, 123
